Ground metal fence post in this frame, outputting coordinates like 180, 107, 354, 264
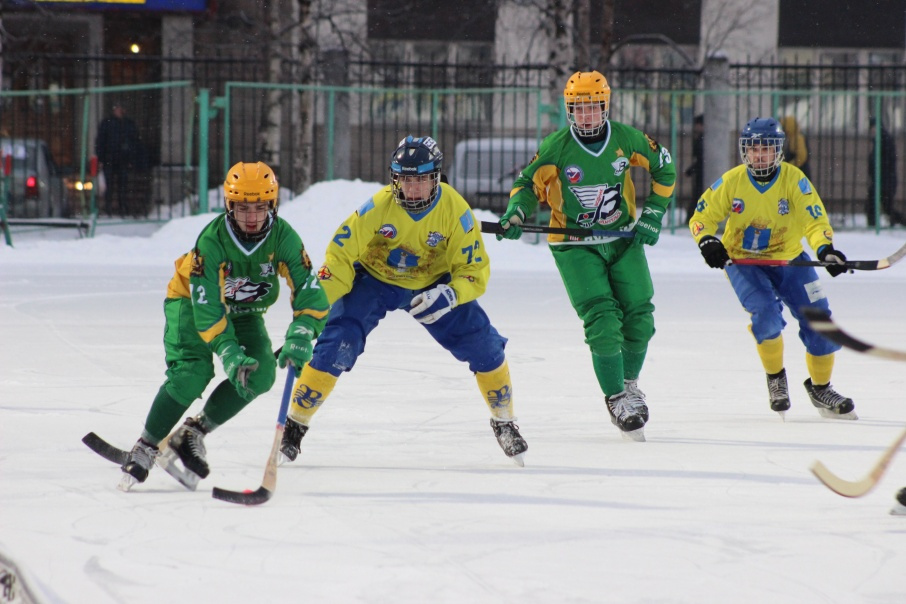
197, 88, 210, 213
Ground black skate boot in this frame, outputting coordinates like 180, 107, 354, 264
767, 369, 791, 418
804, 379, 857, 420
623, 379, 650, 423
280, 417, 309, 463
168, 416, 211, 478
118, 438, 160, 491
606, 391, 646, 442
490, 418, 528, 466
892, 487, 906, 516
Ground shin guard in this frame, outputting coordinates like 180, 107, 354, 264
476, 360, 514, 420
288, 364, 338, 425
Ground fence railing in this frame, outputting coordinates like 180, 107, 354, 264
2, 78, 905, 236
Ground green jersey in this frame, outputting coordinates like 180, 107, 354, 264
165, 214, 329, 352
509, 121, 676, 244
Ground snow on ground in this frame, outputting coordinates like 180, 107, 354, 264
2, 180, 906, 603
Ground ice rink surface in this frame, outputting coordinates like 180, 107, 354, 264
3, 180, 906, 603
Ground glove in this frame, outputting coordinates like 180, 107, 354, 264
278, 324, 314, 377
698, 235, 730, 269
633, 205, 665, 246
497, 206, 525, 241
817, 244, 851, 277
216, 340, 259, 397
409, 284, 457, 325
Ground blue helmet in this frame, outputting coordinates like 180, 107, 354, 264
739, 117, 785, 179
389, 135, 444, 213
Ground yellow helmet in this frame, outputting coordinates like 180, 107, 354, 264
563, 71, 611, 137
223, 161, 279, 241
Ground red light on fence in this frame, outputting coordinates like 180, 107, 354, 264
90, 155, 98, 177
25, 175, 38, 198
3, 154, 10, 176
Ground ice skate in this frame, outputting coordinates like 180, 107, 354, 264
490, 418, 527, 467
118, 438, 159, 492
606, 391, 646, 442
623, 379, 649, 423
279, 417, 309, 464
167, 416, 211, 478
766, 369, 791, 420
803, 379, 857, 420
891, 488, 906, 516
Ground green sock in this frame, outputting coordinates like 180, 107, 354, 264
591, 351, 625, 397
622, 346, 648, 381
201, 379, 251, 428
143, 384, 189, 444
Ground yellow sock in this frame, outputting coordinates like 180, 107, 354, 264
475, 360, 514, 421
755, 334, 784, 374
287, 364, 338, 425
806, 352, 834, 386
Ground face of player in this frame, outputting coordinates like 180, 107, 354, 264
399, 174, 435, 201
746, 144, 777, 172
572, 102, 605, 130
233, 201, 270, 233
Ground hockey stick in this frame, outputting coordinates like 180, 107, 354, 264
810, 427, 906, 497
480, 220, 634, 239
211, 368, 295, 505
731, 241, 906, 271
801, 307, 906, 362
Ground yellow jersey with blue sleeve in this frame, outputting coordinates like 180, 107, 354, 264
316, 182, 489, 306
689, 163, 834, 260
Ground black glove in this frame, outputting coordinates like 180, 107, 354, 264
817, 244, 850, 277
698, 236, 730, 269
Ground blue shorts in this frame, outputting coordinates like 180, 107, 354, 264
726, 252, 841, 356
310, 270, 507, 377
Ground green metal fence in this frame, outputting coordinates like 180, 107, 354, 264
3, 82, 905, 242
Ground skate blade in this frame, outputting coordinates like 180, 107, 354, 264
117, 473, 139, 492
156, 450, 201, 490
775, 410, 787, 421
816, 408, 859, 421
508, 452, 525, 467
620, 427, 646, 442
278, 451, 294, 466
890, 503, 906, 516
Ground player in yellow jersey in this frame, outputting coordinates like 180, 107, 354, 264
279, 136, 528, 465
689, 117, 856, 420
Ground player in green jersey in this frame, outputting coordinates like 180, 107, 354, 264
496, 70, 676, 441
118, 162, 330, 491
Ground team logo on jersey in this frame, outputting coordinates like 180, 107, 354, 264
292, 384, 324, 410
570, 183, 623, 227
224, 277, 272, 302
611, 156, 630, 176
259, 262, 275, 277
317, 265, 332, 281
425, 231, 445, 247
379, 224, 398, 239
691, 221, 705, 237
387, 247, 421, 271
777, 198, 790, 215
731, 198, 745, 214
190, 250, 205, 277
565, 165, 583, 183
486, 385, 512, 408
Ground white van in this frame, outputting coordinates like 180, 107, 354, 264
449, 137, 540, 213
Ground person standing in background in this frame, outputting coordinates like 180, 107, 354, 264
95, 101, 142, 216
866, 117, 903, 227
779, 116, 810, 180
